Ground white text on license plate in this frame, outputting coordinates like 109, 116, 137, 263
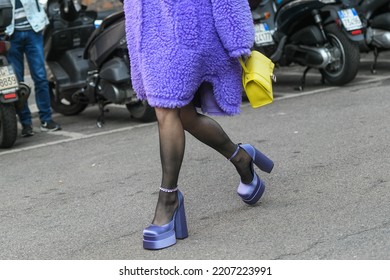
0, 66, 18, 92
254, 23, 274, 46
338, 8, 363, 31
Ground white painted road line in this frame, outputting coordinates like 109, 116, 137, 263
0, 122, 155, 156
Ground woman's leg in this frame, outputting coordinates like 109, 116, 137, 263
152, 107, 185, 226
179, 102, 253, 184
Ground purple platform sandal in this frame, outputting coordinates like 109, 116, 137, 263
229, 144, 274, 205
143, 187, 188, 250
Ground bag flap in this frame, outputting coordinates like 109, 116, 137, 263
243, 72, 273, 93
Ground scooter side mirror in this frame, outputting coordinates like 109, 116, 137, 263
60, 0, 81, 22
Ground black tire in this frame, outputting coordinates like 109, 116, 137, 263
126, 100, 156, 122
0, 103, 17, 149
320, 24, 360, 86
49, 81, 88, 116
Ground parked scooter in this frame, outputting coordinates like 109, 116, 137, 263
251, 0, 363, 90
44, 0, 155, 127
0, 0, 30, 148
342, 0, 390, 73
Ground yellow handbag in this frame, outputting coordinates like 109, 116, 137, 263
239, 50, 276, 108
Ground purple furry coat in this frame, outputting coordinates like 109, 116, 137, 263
123, 0, 255, 115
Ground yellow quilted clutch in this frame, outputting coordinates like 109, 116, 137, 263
239, 50, 276, 108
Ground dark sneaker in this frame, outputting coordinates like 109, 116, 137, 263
41, 120, 62, 132
21, 125, 34, 137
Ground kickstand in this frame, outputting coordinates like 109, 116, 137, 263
96, 101, 109, 128
295, 67, 311, 91
371, 48, 379, 74
320, 71, 326, 85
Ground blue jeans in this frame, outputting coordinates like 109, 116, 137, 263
7, 30, 52, 126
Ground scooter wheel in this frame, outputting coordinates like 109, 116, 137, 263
49, 81, 88, 116
0, 103, 17, 149
320, 23, 360, 86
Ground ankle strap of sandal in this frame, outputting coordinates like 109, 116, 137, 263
227, 143, 242, 161
159, 186, 178, 193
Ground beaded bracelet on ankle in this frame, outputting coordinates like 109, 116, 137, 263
159, 186, 178, 193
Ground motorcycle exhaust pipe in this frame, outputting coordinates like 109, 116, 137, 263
367, 28, 390, 48
14, 82, 31, 113
285, 44, 332, 69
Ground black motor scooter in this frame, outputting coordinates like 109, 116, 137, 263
0, 0, 30, 148
251, 0, 363, 90
44, 0, 155, 127
342, 0, 390, 73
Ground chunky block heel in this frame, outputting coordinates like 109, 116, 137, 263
143, 190, 188, 250
174, 198, 188, 239
239, 144, 274, 173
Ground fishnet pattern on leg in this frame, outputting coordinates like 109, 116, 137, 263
180, 103, 252, 183
152, 108, 184, 225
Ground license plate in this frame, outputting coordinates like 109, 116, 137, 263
0, 66, 18, 92
338, 8, 363, 31
254, 23, 274, 46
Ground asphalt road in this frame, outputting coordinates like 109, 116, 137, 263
0, 55, 389, 260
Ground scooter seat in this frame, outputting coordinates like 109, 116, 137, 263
370, 13, 390, 30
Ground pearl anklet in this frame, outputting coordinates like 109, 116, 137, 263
159, 186, 178, 193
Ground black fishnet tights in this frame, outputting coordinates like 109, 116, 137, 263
180, 103, 252, 183
152, 108, 184, 226
152, 103, 252, 226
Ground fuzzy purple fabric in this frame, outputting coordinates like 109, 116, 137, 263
123, 0, 255, 115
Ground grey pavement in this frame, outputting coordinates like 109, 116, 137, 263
0, 56, 389, 260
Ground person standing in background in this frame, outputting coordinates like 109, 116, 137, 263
6, 0, 61, 137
